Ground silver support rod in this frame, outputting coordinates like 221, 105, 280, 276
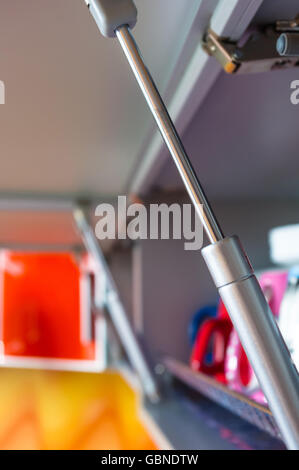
114, 26, 299, 449
73, 206, 159, 402
203, 236, 299, 449
116, 26, 224, 245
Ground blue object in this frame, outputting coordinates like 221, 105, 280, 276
188, 305, 218, 346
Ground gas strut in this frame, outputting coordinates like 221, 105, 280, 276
83, 0, 299, 449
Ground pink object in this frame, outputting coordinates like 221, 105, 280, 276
259, 271, 288, 318
224, 270, 288, 404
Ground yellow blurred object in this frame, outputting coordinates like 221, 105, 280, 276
0, 369, 156, 450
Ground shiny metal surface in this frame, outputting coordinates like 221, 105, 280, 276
86, 9, 299, 448
86, 0, 137, 38
221, 277, 299, 450
202, 236, 253, 288
203, 236, 299, 449
203, 29, 238, 74
116, 26, 224, 244
277, 33, 299, 57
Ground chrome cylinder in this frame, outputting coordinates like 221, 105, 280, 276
277, 33, 299, 57
116, 26, 223, 244
202, 237, 299, 449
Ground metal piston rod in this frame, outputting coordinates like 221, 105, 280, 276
84, 0, 299, 449
116, 27, 223, 244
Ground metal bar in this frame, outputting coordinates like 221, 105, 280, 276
114, 25, 299, 449
116, 26, 224, 245
73, 206, 159, 402
221, 272, 299, 447
202, 236, 299, 449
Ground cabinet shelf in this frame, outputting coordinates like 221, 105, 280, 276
164, 357, 282, 441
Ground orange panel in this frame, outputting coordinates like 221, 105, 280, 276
2, 252, 95, 360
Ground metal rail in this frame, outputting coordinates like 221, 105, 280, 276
73, 206, 159, 402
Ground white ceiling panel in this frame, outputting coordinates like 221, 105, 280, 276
0, 0, 201, 198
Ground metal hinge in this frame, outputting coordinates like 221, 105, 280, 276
203, 16, 299, 74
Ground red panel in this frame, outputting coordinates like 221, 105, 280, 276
1, 252, 95, 360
